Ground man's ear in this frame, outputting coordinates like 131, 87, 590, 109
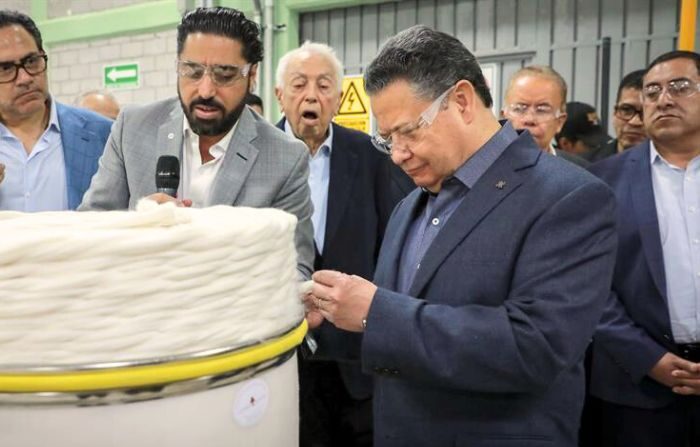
453, 80, 478, 122
274, 86, 284, 109
248, 64, 259, 90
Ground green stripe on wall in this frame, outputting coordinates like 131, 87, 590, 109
38, 1, 183, 47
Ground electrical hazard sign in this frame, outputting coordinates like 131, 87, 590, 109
334, 75, 372, 134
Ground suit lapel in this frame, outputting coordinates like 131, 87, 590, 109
375, 189, 426, 290
57, 105, 89, 209
628, 143, 668, 299
408, 141, 537, 297
155, 104, 183, 170
324, 124, 358, 253
210, 108, 259, 205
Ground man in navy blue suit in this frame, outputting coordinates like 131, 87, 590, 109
275, 41, 412, 447
589, 50, 700, 447
0, 11, 111, 211
305, 25, 618, 447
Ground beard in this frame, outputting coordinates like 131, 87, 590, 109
178, 90, 247, 137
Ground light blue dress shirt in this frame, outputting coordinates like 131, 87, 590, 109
0, 98, 67, 211
284, 120, 332, 254
650, 142, 700, 343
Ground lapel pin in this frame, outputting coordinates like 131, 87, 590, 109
495, 180, 507, 189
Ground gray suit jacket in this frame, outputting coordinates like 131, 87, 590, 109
80, 98, 314, 279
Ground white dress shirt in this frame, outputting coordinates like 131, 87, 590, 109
179, 118, 238, 208
650, 142, 700, 343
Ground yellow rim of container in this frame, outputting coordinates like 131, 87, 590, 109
0, 320, 307, 393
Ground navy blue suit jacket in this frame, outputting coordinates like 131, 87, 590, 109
589, 141, 678, 409
56, 103, 112, 209
362, 132, 617, 447
277, 119, 413, 398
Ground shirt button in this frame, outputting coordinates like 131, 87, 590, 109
24, 192, 30, 198
690, 207, 697, 213
431, 217, 440, 225
416, 263, 421, 270
694, 239, 700, 245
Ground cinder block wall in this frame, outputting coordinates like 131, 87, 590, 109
48, 30, 178, 107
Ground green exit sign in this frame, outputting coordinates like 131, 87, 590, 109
103, 63, 139, 88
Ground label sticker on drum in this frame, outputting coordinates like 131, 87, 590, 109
232, 378, 269, 427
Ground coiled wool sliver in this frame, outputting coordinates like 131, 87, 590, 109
0, 200, 304, 366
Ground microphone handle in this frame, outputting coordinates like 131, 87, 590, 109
156, 187, 177, 197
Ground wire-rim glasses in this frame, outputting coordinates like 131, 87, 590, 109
371, 85, 454, 155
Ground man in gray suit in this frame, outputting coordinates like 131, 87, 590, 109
80, 7, 314, 279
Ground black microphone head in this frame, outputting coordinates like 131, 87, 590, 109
156, 156, 180, 192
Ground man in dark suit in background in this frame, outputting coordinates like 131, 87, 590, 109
589, 50, 700, 447
275, 41, 412, 447
556, 101, 614, 163
502, 65, 589, 168
306, 25, 617, 447
605, 69, 647, 155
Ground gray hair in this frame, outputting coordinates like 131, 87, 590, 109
364, 25, 492, 107
276, 41, 344, 92
505, 65, 568, 109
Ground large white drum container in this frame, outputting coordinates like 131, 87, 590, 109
0, 203, 307, 446
0, 321, 306, 447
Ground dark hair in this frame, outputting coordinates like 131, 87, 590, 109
244, 92, 263, 108
645, 50, 700, 80
177, 7, 262, 64
0, 10, 43, 52
364, 25, 492, 107
616, 69, 644, 102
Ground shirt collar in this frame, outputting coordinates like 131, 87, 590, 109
47, 96, 60, 132
450, 120, 518, 190
0, 95, 59, 138
182, 115, 238, 157
284, 118, 333, 156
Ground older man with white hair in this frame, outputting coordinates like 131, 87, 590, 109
275, 41, 413, 447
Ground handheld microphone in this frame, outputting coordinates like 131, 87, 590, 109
155, 156, 180, 197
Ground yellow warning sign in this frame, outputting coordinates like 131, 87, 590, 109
334, 75, 371, 134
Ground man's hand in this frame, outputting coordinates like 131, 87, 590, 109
649, 352, 700, 394
0, 163, 5, 184
305, 270, 377, 332
145, 192, 192, 207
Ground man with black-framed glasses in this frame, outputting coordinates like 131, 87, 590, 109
589, 50, 700, 447
0, 10, 111, 211
608, 69, 648, 154
80, 6, 314, 280
304, 25, 617, 447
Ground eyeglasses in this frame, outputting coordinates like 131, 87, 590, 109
614, 104, 643, 121
176, 60, 251, 86
0, 53, 48, 84
642, 79, 700, 102
505, 103, 562, 122
371, 85, 454, 155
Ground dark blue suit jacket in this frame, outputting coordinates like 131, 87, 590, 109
589, 141, 678, 409
56, 103, 112, 209
277, 119, 413, 398
362, 132, 617, 447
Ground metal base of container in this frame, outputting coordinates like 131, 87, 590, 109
0, 351, 299, 446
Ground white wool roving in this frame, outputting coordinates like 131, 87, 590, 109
0, 200, 303, 367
